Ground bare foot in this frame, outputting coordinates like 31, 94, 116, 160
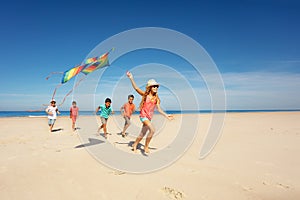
132, 143, 137, 153
144, 147, 150, 154
103, 133, 108, 139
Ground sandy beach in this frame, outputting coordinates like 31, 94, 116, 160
0, 112, 299, 200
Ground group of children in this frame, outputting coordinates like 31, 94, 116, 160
46, 100, 78, 132
46, 72, 174, 153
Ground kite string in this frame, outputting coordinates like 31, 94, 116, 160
46, 49, 115, 107
39, 74, 64, 107
52, 66, 124, 106
57, 76, 86, 106
52, 84, 63, 99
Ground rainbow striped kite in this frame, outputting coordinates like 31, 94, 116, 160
46, 49, 113, 106
85, 57, 98, 64
81, 52, 110, 75
61, 65, 85, 84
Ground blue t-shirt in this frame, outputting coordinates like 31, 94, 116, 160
99, 104, 112, 118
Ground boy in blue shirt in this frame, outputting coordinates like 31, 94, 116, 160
95, 98, 114, 138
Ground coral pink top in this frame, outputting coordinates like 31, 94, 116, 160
70, 106, 79, 117
140, 95, 157, 120
122, 103, 135, 118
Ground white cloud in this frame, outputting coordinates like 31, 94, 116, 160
222, 72, 300, 109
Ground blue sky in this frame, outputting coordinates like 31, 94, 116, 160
0, 0, 299, 111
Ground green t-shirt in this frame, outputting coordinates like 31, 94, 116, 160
99, 104, 112, 118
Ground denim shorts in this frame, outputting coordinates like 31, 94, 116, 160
48, 119, 56, 125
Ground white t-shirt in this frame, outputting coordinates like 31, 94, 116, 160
47, 106, 58, 119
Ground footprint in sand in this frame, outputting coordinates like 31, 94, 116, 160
162, 186, 185, 200
109, 170, 126, 175
276, 182, 290, 189
263, 180, 291, 190
241, 186, 253, 192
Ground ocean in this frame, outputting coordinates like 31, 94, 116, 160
0, 110, 299, 118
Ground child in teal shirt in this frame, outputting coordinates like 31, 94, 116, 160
95, 98, 114, 138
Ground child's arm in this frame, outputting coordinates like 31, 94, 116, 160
70, 108, 72, 118
120, 105, 124, 116
95, 106, 100, 114
127, 72, 144, 96
56, 108, 60, 115
156, 97, 174, 120
45, 107, 52, 116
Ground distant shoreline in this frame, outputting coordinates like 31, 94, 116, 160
0, 109, 300, 118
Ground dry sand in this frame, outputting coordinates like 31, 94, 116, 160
0, 112, 299, 200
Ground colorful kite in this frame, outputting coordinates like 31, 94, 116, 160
46, 49, 113, 106
61, 65, 85, 84
81, 52, 110, 75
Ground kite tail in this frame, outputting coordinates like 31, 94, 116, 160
42, 84, 62, 106
52, 84, 63, 99
45, 72, 64, 80
57, 77, 86, 106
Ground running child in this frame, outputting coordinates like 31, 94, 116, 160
127, 72, 174, 153
95, 98, 115, 138
45, 99, 60, 132
120, 94, 136, 137
70, 101, 79, 131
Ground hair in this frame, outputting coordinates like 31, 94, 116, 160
105, 98, 112, 103
139, 86, 157, 109
72, 101, 76, 104
128, 94, 134, 99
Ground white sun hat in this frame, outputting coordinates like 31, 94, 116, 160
147, 79, 159, 87
50, 99, 56, 103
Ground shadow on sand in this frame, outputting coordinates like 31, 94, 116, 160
74, 138, 105, 148
114, 141, 157, 156
51, 128, 63, 132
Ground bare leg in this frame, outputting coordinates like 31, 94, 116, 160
97, 124, 104, 133
144, 121, 155, 153
122, 123, 130, 137
103, 124, 107, 138
132, 124, 149, 152
72, 122, 75, 131
122, 117, 131, 137
49, 124, 53, 132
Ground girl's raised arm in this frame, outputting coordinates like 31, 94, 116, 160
127, 71, 144, 96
